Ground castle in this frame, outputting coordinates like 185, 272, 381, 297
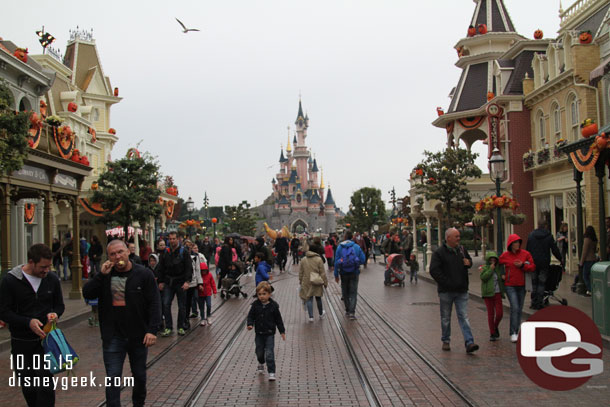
257, 100, 338, 234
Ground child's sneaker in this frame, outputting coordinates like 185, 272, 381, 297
160, 328, 172, 337
256, 364, 265, 374
177, 328, 186, 336
268, 373, 276, 381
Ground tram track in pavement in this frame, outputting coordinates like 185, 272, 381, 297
94, 265, 297, 407
324, 279, 477, 407
356, 291, 477, 407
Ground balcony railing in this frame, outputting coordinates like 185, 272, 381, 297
523, 143, 569, 171
560, 0, 596, 27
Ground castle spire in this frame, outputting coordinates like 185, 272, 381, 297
286, 133, 292, 153
319, 170, 325, 189
295, 98, 305, 125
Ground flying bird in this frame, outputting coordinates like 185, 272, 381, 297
175, 18, 200, 33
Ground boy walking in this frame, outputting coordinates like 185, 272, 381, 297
247, 282, 286, 381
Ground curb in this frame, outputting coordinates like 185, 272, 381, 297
417, 273, 610, 349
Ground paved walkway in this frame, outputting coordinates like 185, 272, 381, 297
1, 261, 609, 406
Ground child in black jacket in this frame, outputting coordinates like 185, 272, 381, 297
246, 281, 286, 381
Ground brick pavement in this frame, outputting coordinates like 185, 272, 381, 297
2, 261, 610, 406
352, 262, 610, 406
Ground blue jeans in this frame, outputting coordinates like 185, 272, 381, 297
162, 283, 187, 330
438, 291, 474, 347
505, 286, 525, 335
102, 336, 147, 407
197, 296, 212, 319
305, 296, 323, 318
340, 273, 359, 315
62, 256, 71, 280
583, 261, 595, 292
254, 334, 276, 373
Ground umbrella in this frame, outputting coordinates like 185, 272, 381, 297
225, 232, 241, 238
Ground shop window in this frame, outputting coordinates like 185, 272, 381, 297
554, 195, 564, 235
536, 197, 551, 228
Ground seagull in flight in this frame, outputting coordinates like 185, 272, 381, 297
175, 18, 200, 33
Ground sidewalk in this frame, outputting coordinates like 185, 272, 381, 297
414, 251, 610, 345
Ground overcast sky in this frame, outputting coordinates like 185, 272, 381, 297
2, 0, 563, 211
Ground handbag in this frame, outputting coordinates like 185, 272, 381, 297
310, 271, 324, 286
42, 321, 79, 374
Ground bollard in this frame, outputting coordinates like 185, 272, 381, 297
422, 243, 428, 272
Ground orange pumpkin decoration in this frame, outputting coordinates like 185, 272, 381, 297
67, 102, 78, 112
114, 87, 119, 97
415, 168, 424, 176
596, 135, 608, 150
436, 107, 444, 116
211, 217, 218, 224
29, 112, 41, 127
108, 128, 116, 135
579, 31, 593, 44
70, 149, 80, 162
91, 182, 99, 190
477, 24, 487, 35
487, 92, 495, 101
534, 29, 543, 40
581, 123, 598, 138
39, 100, 47, 118
13, 47, 28, 63
467, 25, 476, 37
80, 156, 89, 166
494, 197, 504, 207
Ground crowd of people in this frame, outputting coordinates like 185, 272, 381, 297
1, 217, 603, 406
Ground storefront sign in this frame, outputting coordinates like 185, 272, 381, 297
12, 165, 49, 184
54, 173, 78, 189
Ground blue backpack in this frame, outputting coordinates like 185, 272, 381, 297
42, 323, 79, 374
338, 244, 358, 273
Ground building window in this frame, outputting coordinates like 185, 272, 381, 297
92, 107, 99, 121
537, 111, 545, 148
568, 94, 579, 141
536, 197, 551, 229
552, 103, 561, 142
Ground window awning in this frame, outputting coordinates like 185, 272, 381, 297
590, 56, 610, 85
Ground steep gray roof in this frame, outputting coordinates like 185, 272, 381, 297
449, 62, 490, 113
279, 149, 287, 163
503, 51, 535, 95
576, 3, 610, 34
278, 196, 290, 205
471, 0, 516, 33
324, 189, 335, 205
312, 158, 319, 172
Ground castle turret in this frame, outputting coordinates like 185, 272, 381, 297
293, 99, 310, 186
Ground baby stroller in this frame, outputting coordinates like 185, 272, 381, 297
220, 262, 248, 299
384, 254, 406, 287
543, 264, 568, 306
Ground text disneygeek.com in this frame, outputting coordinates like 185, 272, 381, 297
8, 372, 134, 390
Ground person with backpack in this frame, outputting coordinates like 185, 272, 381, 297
334, 230, 365, 320
157, 232, 192, 337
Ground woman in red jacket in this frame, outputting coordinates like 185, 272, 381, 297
499, 234, 535, 343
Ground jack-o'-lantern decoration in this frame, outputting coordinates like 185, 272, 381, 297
67, 102, 78, 112
70, 149, 81, 162
415, 168, 424, 176
114, 87, 119, 97
487, 92, 495, 101
579, 31, 593, 44
436, 107, 444, 116
467, 25, 476, 37
91, 182, 99, 190
80, 156, 89, 166
477, 24, 487, 35
108, 128, 116, 135
595, 134, 607, 150
13, 47, 28, 63
581, 118, 597, 138
534, 29, 543, 40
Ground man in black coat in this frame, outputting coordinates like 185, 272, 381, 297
0, 244, 64, 407
273, 232, 289, 272
430, 228, 478, 353
526, 220, 562, 309
83, 239, 161, 407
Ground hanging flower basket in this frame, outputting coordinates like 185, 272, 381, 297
45, 115, 63, 127
537, 148, 550, 164
473, 214, 491, 227
506, 213, 526, 225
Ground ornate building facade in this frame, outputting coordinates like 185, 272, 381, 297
257, 100, 338, 234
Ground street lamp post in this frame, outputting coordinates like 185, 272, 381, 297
186, 196, 195, 239
489, 148, 506, 253
212, 217, 218, 239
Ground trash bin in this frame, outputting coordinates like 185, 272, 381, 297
591, 261, 610, 336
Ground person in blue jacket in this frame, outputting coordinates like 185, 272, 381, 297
254, 252, 272, 286
334, 231, 365, 320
